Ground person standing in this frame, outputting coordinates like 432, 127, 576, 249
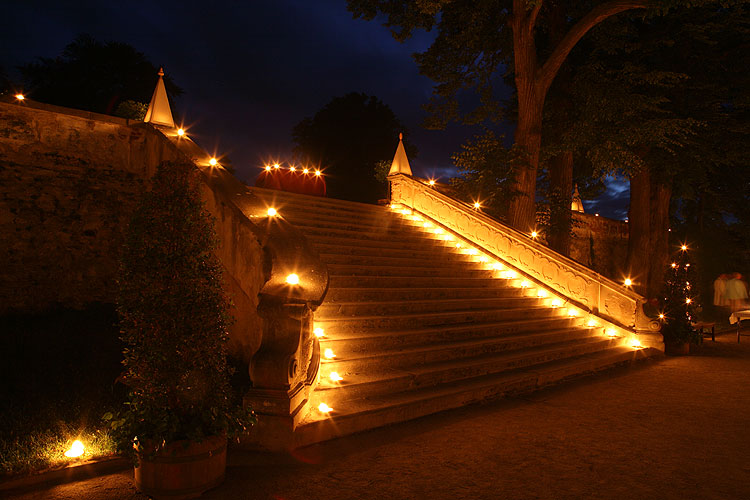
725, 272, 749, 312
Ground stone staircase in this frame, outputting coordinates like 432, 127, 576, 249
249, 187, 649, 445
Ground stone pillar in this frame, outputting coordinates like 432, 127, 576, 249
243, 300, 320, 450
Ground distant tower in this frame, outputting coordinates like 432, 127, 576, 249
388, 133, 412, 176
144, 67, 175, 128
571, 184, 585, 213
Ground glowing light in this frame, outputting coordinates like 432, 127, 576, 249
285, 274, 300, 285
318, 403, 333, 413
324, 348, 336, 359
567, 309, 579, 317
329, 372, 343, 382
504, 270, 517, 279
401, 209, 412, 215
177, 128, 185, 136
274, 163, 280, 169
467, 248, 479, 256
606, 328, 617, 337
265, 165, 272, 171
595, 213, 600, 217
473, 202, 481, 209
479, 256, 489, 263
531, 231, 538, 238
681, 244, 688, 251
303, 168, 309, 174
64, 440, 85, 458
434, 228, 444, 235
685, 263, 690, 268
289, 166, 296, 172
209, 158, 218, 166
423, 222, 433, 228
587, 319, 598, 327
551, 298, 562, 308
389, 204, 397, 209
624, 278, 632, 287
313, 327, 325, 338
520, 281, 530, 288
15, 93, 25, 101
267, 207, 277, 217
315, 170, 321, 176
671, 263, 677, 268
631, 338, 642, 349
685, 298, 692, 304
443, 234, 453, 241
658, 314, 665, 320
428, 179, 436, 186
536, 289, 547, 298
455, 243, 462, 248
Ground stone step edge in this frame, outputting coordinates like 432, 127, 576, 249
315, 328, 598, 389
320, 334, 608, 374
293, 347, 653, 447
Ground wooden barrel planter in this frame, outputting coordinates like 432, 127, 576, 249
134, 435, 227, 499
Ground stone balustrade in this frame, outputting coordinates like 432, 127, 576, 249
389, 173, 662, 350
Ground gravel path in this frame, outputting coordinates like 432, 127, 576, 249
8, 331, 750, 500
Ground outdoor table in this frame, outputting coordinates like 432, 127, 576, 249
729, 310, 750, 343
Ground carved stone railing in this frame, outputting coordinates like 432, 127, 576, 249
390, 173, 661, 349
160, 129, 329, 450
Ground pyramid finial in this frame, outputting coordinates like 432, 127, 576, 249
144, 67, 175, 128
389, 132, 412, 176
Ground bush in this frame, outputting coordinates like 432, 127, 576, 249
105, 160, 254, 455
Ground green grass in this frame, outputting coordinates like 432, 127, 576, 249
0, 304, 124, 477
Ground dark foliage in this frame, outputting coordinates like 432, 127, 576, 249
292, 92, 416, 203
19, 34, 182, 116
105, 161, 254, 455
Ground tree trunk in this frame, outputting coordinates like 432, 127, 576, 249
647, 182, 672, 298
626, 168, 651, 296
506, 0, 647, 232
547, 151, 574, 255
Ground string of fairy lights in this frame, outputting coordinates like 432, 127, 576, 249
266, 200, 645, 418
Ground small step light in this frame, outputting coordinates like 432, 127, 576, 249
285, 274, 299, 285
318, 403, 333, 413
324, 348, 336, 359
329, 372, 343, 382
314, 327, 325, 338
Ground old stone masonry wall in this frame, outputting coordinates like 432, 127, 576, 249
0, 101, 178, 314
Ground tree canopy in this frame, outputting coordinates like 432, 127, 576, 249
18, 34, 182, 117
292, 92, 416, 203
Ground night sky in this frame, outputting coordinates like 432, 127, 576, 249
0, 0, 629, 219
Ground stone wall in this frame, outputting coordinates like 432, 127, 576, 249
570, 212, 628, 280
0, 101, 175, 314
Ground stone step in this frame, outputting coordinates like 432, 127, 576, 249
319, 251, 474, 267
325, 263, 494, 278
319, 334, 609, 380
317, 296, 542, 317
313, 240, 468, 261
249, 187, 386, 216
315, 305, 564, 333
315, 329, 603, 403
300, 225, 445, 245
295, 346, 650, 447
328, 275, 513, 289
307, 232, 451, 252
317, 317, 583, 352
323, 286, 529, 302
276, 210, 417, 233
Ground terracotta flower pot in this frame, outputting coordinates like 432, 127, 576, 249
664, 341, 690, 356
134, 435, 227, 499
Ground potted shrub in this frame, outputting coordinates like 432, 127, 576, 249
104, 160, 255, 498
660, 246, 702, 355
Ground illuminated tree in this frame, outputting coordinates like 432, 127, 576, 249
660, 246, 701, 345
